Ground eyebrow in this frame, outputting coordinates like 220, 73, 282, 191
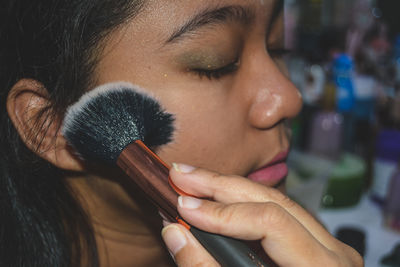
166, 5, 255, 44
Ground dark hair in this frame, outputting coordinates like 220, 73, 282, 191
0, 0, 143, 266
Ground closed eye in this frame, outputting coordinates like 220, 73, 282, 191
192, 57, 240, 80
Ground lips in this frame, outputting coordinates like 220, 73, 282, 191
247, 151, 289, 187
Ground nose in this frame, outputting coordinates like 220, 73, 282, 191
244, 55, 303, 129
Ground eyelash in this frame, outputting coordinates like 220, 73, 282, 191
191, 49, 290, 80
192, 58, 240, 80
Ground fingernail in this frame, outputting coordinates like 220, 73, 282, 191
172, 163, 195, 173
161, 224, 187, 255
178, 196, 202, 209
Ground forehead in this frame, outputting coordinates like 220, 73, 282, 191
123, 0, 281, 44
143, 0, 275, 11
138, 0, 280, 28
95, 0, 283, 83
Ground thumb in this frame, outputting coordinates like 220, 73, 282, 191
161, 223, 219, 267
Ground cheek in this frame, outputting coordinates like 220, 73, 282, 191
155, 90, 246, 172
159, 105, 233, 166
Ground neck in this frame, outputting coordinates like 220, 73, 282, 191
67, 169, 174, 267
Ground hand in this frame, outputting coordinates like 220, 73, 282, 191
161, 163, 363, 267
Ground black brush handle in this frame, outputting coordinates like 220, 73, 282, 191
118, 141, 269, 267
190, 227, 269, 267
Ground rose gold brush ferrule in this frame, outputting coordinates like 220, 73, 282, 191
116, 140, 179, 222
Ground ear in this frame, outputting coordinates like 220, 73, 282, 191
6, 79, 85, 171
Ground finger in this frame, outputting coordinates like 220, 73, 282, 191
171, 164, 305, 207
171, 163, 256, 202
161, 223, 219, 267
177, 196, 338, 267
170, 163, 340, 251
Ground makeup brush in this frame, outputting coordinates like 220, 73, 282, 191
62, 82, 268, 267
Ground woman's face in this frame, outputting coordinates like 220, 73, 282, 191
94, 0, 302, 189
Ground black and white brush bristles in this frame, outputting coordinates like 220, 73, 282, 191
61, 82, 174, 163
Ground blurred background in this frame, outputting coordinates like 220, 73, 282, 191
283, 0, 400, 266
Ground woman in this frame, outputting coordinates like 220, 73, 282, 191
0, 0, 363, 266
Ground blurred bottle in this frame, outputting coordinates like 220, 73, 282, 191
352, 50, 379, 188
393, 84, 400, 129
371, 130, 400, 205
394, 35, 400, 83
293, 63, 325, 151
376, 84, 400, 130
303, 64, 326, 105
353, 52, 377, 124
322, 153, 366, 208
333, 54, 356, 152
284, 0, 300, 51
308, 80, 343, 159
384, 161, 400, 232
334, 54, 356, 112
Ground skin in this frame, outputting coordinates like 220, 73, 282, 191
85, 0, 302, 265
95, 0, 300, 182
6, 0, 362, 266
86, 0, 302, 265
164, 166, 363, 266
